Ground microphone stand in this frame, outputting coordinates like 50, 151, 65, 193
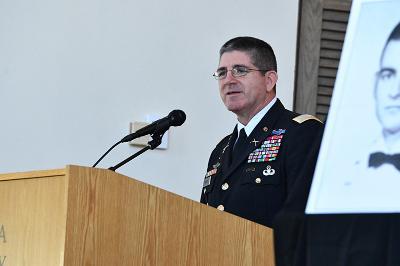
108, 131, 164, 172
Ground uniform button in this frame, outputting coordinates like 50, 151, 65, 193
221, 183, 229, 190
217, 205, 225, 211
255, 178, 261, 184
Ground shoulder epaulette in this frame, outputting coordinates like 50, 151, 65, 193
292, 114, 322, 124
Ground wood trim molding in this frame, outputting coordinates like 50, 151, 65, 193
294, 0, 323, 115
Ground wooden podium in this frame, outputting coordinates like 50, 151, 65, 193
0, 165, 274, 265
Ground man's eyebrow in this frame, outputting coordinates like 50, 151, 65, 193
233, 64, 247, 68
217, 64, 247, 71
378, 67, 396, 74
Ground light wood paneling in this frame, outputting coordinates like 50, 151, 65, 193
0, 168, 65, 181
1, 165, 274, 265
63, 166, 127, 265
0, 174, 68, 266
63, 165, 274, 265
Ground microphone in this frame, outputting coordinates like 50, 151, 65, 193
120, 109, 186, 143
92, 109, 186, 168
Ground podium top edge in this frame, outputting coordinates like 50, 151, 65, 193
0, 168, 66, 181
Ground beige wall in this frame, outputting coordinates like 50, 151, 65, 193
0, 0, 299, 200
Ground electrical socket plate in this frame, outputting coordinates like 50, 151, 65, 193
129, 114, 168, 149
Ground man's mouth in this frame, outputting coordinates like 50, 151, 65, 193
385, 105, 400, 111
226, 91, 242, 96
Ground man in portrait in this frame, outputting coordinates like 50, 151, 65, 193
355, 22, 400, 175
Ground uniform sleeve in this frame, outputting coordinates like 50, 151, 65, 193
273, 124, 324, 266
283, 120, 324, 193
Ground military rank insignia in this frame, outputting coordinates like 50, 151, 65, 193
247, 129, 285, 163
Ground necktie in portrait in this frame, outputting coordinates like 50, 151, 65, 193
368, 152, 400, 171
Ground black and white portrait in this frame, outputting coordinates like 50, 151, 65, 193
307, 0, 400, 214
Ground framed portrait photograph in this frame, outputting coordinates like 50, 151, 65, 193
306, 0, 400, 214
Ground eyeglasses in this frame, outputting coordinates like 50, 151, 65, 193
212, 65, 269, 80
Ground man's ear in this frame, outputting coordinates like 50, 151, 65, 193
265, 71, 278, 92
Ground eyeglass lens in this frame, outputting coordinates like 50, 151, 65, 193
214, 65, 250, 79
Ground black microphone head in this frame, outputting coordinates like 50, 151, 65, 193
168, 109, 186, 126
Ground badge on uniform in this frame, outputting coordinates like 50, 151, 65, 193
203, 176, 211, 188
272, 129, 286, 135
263, 165, 275, 176
247, 129, 286, 163
203, 168, 217, 188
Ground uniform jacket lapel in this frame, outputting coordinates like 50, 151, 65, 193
221, 126, 238, 176
224, 100, 285, 178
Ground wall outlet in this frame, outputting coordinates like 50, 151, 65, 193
129, 122, 150, 146
129, 115, 169, 149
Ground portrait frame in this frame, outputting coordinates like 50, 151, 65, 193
306, 0, 400, 214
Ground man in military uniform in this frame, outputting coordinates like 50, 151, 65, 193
200, 37, 323, 228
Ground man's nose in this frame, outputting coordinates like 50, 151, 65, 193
224, 70, 238, 82
220, 73, 237, 90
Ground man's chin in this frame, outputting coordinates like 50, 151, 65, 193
225, 103, 244, 113
227, 107, 244, 116
378, 110, 400, 129
381, 119, 400, 135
